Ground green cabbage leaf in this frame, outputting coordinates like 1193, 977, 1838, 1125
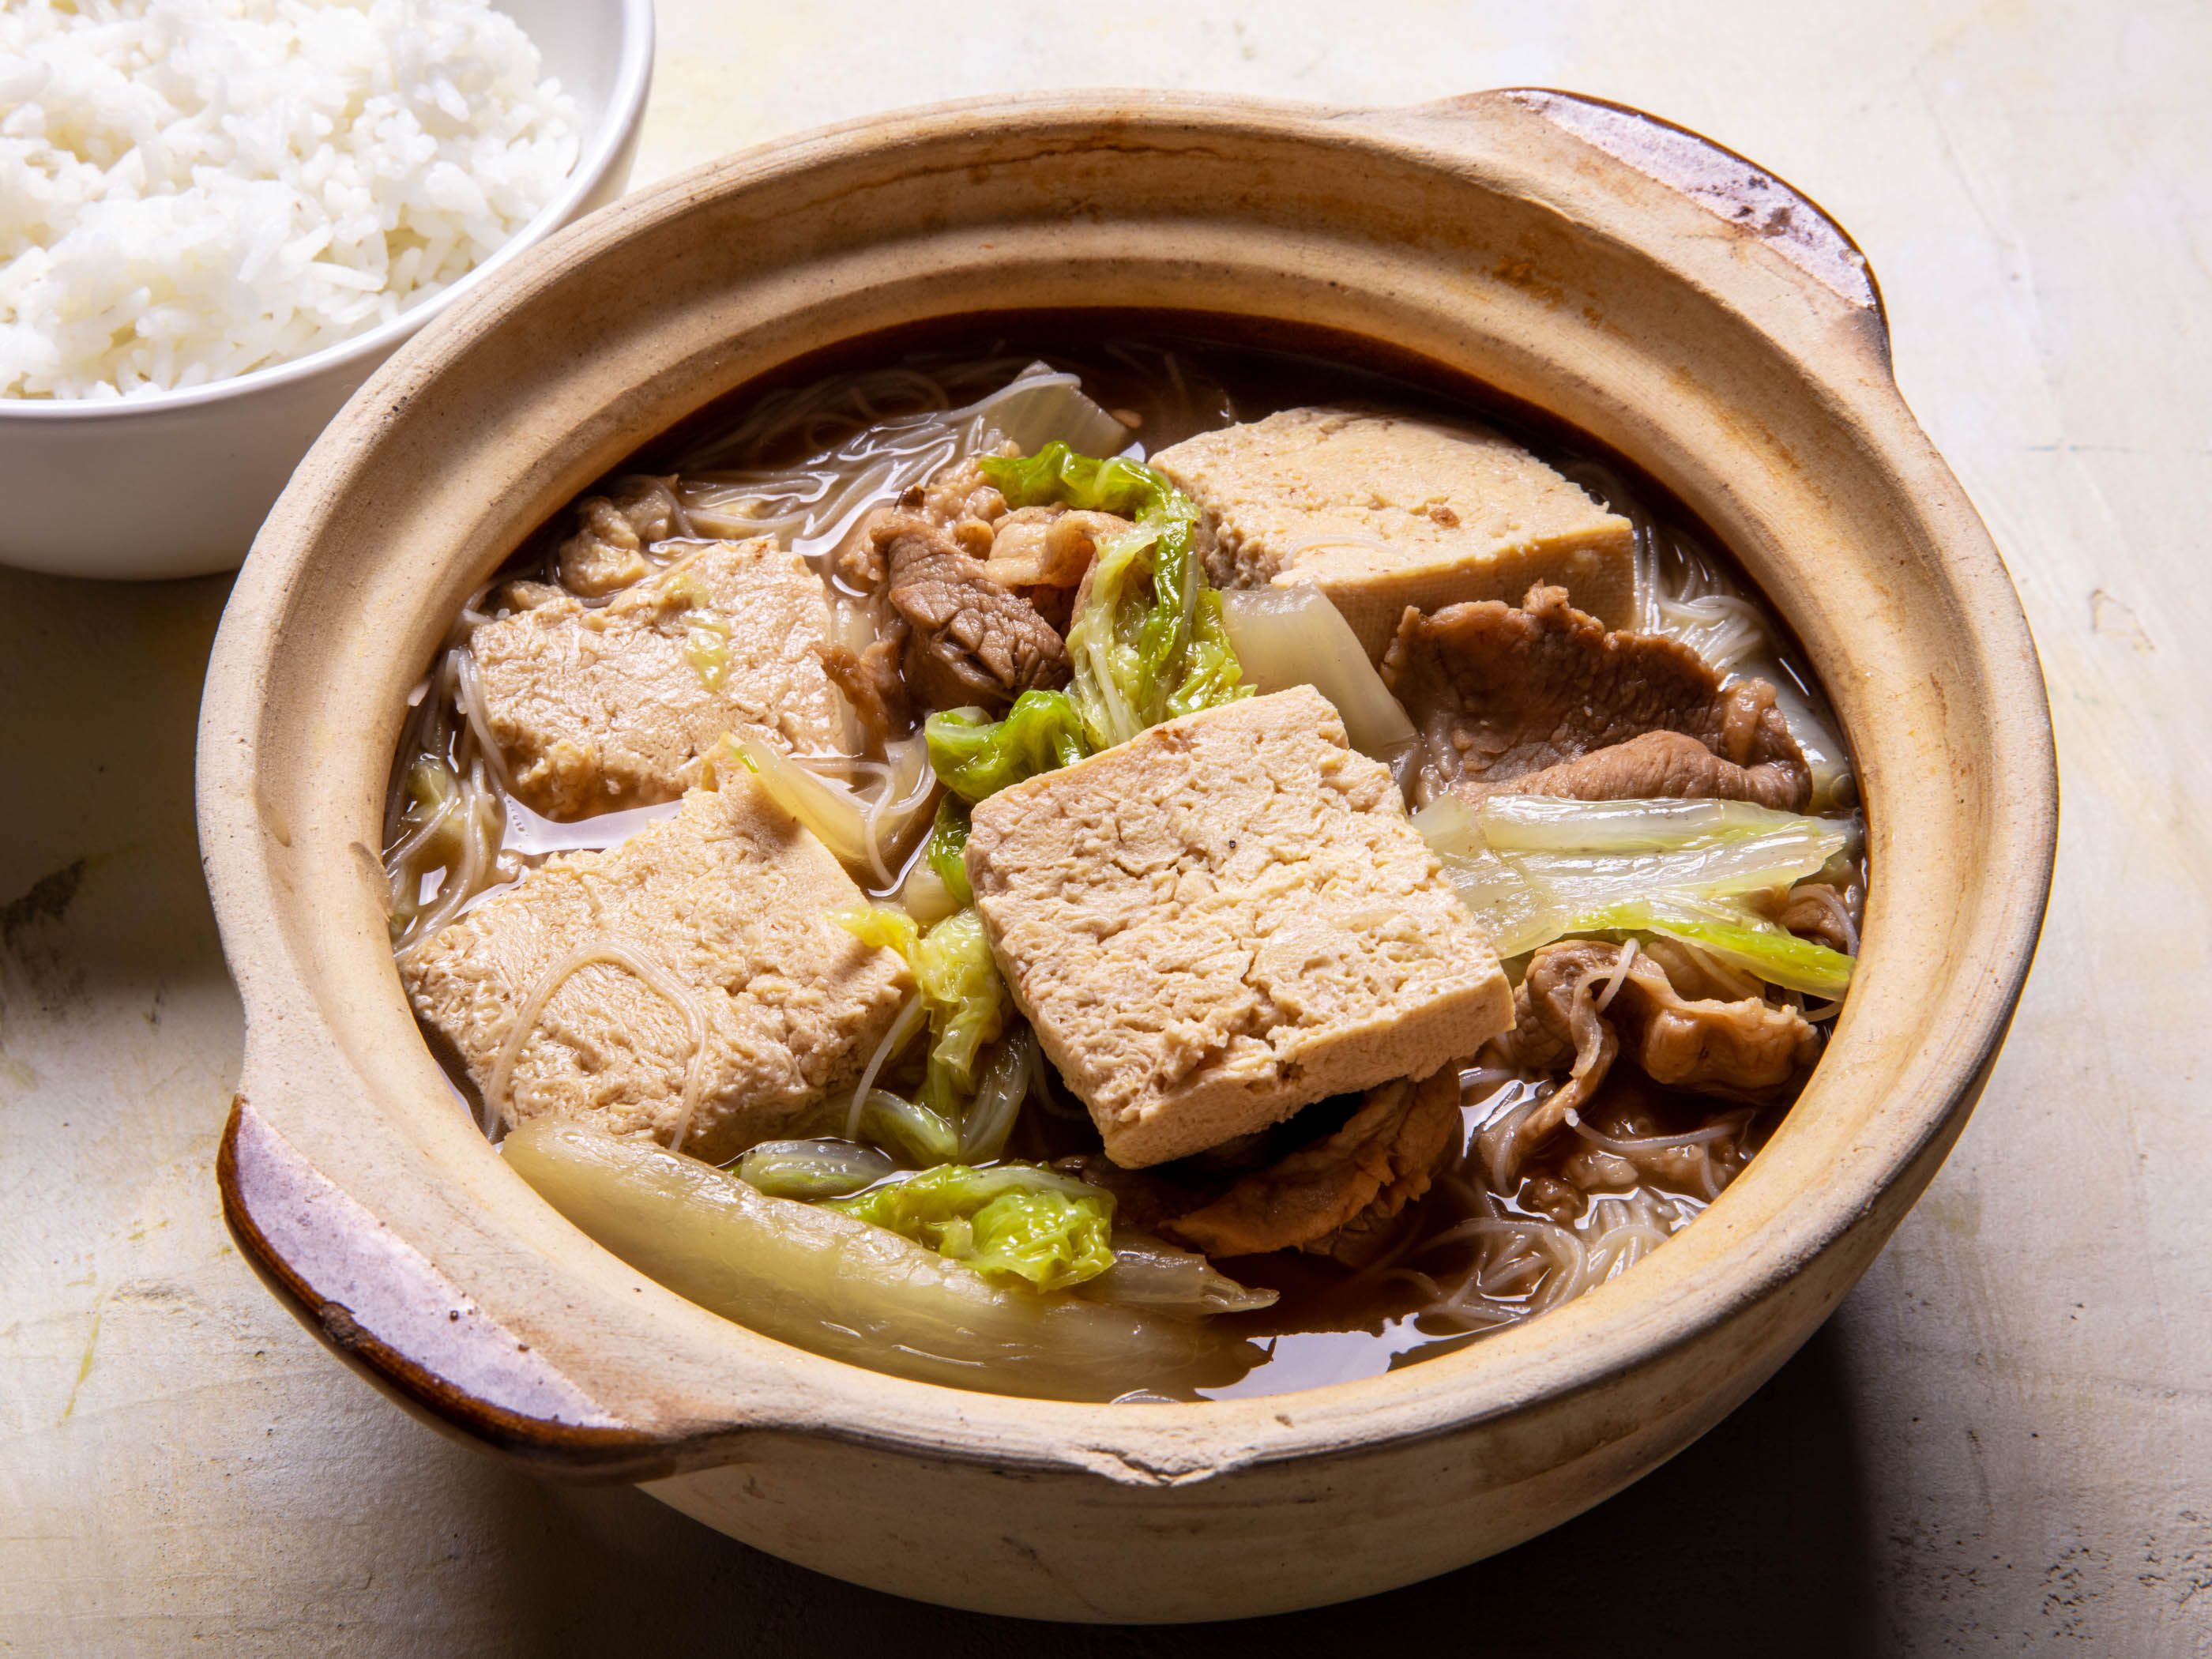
926, 692, 1090, 804
833, 904, 1008, 1115
733, 1138, 895, 1199
1413, 793, 1859, 995
828, 1162, 1116, 1292
919, 442, 1247, 800
922, 798, 976, 905
860, 1087, 961, 1166
1569, 894, 1857, 999
975, 443, 1166, 517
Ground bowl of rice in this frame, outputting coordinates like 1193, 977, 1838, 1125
0, 0, 653, 581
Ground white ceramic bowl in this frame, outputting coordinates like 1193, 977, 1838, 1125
0, 0, 654, 582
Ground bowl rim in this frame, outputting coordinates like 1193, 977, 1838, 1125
0, 0, 655, 423
198, 85, 2060, 1485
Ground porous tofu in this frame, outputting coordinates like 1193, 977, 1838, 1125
1154, 406, 1635, 660
965, 687, 1512, 1168
401, 772, 909, 1163
472, 536, 850, 819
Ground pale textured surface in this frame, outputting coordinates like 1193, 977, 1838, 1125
969, 687, 1510, 1166
0, 3, 2206, 1652
1157, 406, 1635, 654
401, 774, 908, 1161
475, 537, 847, 817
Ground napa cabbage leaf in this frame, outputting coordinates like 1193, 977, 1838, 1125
926, 691, 1090, 803
920, 442, 1247, 800
828, 1162, 1116, 1292
921, 797, 975, 905
833, 904, 1008, 1115
502, 1119, 1246, 1399
1414, 793, 1860, 994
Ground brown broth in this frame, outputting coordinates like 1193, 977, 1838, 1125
388, 314, 1860, 1398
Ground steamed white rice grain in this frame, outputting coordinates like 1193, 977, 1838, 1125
0, 0, 580, 401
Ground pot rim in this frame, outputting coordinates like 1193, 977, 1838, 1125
198, 86, 2058, 1485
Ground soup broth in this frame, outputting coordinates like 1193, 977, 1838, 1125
383, 316, 1863, 1401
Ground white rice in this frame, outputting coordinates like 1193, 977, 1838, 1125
0, 0, 579, 401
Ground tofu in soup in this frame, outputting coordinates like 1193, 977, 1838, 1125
1154, 406, 1635, 660
472, 536, 851, 819
401, 771, 911, 1163
965, 687, 1514, 1168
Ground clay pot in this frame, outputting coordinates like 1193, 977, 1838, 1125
198, 89, 2056, 1621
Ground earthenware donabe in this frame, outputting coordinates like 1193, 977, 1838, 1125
197, 89, 2056, 1620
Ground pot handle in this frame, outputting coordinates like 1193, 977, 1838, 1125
1424, 88, 1888, 346
218, 1093, 685, 1480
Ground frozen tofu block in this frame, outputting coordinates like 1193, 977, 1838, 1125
402, 773, 909, 1163
472, 536, 850, 819
1154, 406, 1635, 660
965, 687, 1512, 1168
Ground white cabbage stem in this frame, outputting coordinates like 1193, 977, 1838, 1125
502, 1119, 1251, 1401
1219, 585, 1419, 776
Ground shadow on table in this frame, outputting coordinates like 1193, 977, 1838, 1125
0, 568, 230, 991
489, 1320, 1877, 1657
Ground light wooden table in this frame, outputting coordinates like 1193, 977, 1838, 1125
4, 3, 2206, 1652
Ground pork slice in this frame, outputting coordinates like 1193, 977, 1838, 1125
1051, 1153, 1213, 1238
873, 510, 1072, 713
1778, 879, 1860, 955
980, 506, 1129, 592
1157, 1070, 1465, 1266
1381, 583, 1811, 811
914, 446, 1014, 538
1484, 955, 1622, 1174
1537, 940, 1814, 1093
1482, 938, 1817, 1180
818, 634, 914, 747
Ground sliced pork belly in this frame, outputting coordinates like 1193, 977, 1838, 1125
1485, 939, 1819, 1174
1381, 583, 1812, 811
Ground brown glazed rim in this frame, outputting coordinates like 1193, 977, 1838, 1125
1497, 88, 1890, 333
202, 86, 2056, 1485
218, 1097, 679, 1475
